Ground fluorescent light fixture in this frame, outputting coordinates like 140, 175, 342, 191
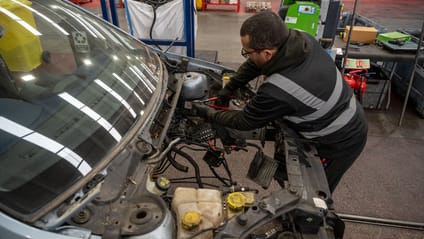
95, 79, 137, 118
0, 116, 91, 176
11, 0, 69, 36
112, 73, 146, 104
83, 59, 93, 66
59, 92, 122, 142
109, 128, 122, 141
97, 118, 113, 130
21, 74, 36, 82
134, 66, 156, 91
0, 116, 33, 137
57, 7, 99, 38
0, 7, 42, 36
24, 132, 63, 153
129, 66, 153, 93
57, 147, 82, 167
59, 92, 84, 108
80, 106, 101, 121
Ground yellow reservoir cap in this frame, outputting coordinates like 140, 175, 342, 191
226, 192, 246, 211
182, 211, 201, 230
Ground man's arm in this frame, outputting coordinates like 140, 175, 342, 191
224, 60, 262, 92
207, 83, 297, 130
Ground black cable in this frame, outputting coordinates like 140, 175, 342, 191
171, 146, 204, 188
167, 151, 189, 172
153, 152, 172, 172
153, 158, 171, 175
220, 158, 233, 184
170, 181, 221, 188
169, 175, 232, 182
183, 219, 229, 239
149, 6, 162, 50
178, 144, 209, 152
208, 165, 232, 187
184, 227, 218, 239
140, 0, 175, 50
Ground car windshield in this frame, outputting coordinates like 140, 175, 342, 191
0, 0, 162, 215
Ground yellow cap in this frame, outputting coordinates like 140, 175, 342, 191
182, 211, 201, 230
226, 192, 246, 211
155, 176, 170, 191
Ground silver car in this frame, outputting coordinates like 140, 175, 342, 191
0, 1, 341, 238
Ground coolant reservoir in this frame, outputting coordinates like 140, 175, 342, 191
172, 187, 224, 239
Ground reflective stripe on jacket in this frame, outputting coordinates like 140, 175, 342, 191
264, 69, 357, 139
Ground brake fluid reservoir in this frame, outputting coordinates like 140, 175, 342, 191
226, 191, 255, 219
172, 187, 224, 239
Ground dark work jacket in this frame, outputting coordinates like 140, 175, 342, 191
208, 29, 367, 147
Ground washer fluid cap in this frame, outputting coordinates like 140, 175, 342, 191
182, 211, 202, 230
155, 176, 170, 191
226, 192, 246, 211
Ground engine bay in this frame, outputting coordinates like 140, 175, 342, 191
32, 54, 344, 239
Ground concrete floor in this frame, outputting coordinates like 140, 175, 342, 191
196, 11, 424, 238
83, 2, 424, 238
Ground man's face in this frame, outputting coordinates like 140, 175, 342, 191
240, 35, 274, 68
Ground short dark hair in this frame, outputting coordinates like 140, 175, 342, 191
240, 10, 290, 50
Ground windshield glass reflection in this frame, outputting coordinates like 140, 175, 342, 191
0, 0, 162, 215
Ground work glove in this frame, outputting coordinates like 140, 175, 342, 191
215, 87, 232, 107
191, 102, 215, 119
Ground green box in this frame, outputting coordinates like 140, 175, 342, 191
377, 32, 411, 42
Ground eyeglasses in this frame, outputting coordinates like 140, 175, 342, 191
241, 48, 261, 58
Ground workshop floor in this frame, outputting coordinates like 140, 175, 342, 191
83, 1, 424, 238
196, 11, 424, 239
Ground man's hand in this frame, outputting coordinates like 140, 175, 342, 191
215, 87, 232, 107
191, 102, 214, 119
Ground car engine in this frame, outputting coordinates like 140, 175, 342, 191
29, 53, 344, 239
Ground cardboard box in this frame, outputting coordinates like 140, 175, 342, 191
343, 26, 377, 44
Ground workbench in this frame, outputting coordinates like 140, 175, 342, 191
333, 37, 423, 63
333, 36, 423, 111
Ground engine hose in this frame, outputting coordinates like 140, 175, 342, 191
167, 152, 189, 172
147, 137, 181, 164
338, 213, 424, 231
171, 146, 204, 188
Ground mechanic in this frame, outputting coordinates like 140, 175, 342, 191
193, 10, 368, 193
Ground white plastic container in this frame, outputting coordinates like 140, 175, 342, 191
172, 187, 224, 239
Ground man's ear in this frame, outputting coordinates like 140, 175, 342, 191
263, 49, 276, 60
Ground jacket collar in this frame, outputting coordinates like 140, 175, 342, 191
261, 29, 312, 76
